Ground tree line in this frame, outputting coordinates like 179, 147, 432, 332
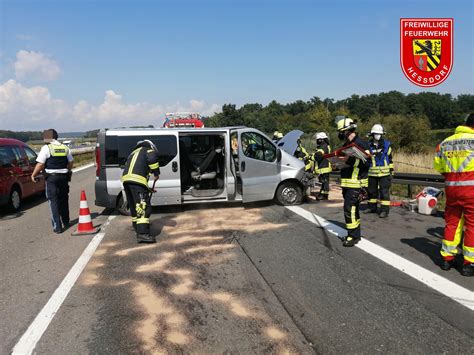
205, 91, 474, 152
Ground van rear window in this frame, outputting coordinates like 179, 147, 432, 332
105, 135, 177, 167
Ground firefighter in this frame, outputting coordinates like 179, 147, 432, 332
434, 113, 474, 276
336, 117, 370, 247
312, 132, 332, 200
31, 129, 73, 234
121, 140, 160, 243
272, 131, 283, 143
295, 139, 313, 172
366, 124, 394, 218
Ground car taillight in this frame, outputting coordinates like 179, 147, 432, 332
95, 144, 100, 177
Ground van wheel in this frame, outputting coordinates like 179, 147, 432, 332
276, 181, 303, 206
8, 187, 21, 212
117, 193, 131, 216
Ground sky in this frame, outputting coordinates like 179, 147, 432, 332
0, 0, 472, 132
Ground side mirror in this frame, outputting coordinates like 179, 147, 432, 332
277, 148, 282, 163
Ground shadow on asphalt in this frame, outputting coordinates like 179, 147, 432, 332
0, 193, 46, 221
400, 237, 443, 267
426, 227, 444, 240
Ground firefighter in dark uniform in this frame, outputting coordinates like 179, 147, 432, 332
312, 132, 332, 200
31, 129, 73, 234
121, 140, 160, 243
365, 124, 394, 218
336, 117, 370, 247
294, 139, 313, 172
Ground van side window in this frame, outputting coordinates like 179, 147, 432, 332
24, 147, 38, 165
241, 132, 276, 162
105, 135, 177, 167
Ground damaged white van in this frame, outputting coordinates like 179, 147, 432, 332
94, 127, 306, 214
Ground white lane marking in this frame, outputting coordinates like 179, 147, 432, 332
72, 163, 94, 173
12, 215, 116, 355
286, 206, 474, 311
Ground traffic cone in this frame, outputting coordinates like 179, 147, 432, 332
72, 190, 100, 236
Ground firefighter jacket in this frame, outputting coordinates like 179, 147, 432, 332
295, 144, 313, 171
340, 135, 370, 188
312, 141, 332, 174
121, 147, 160, 187
434, 125, 474, 199
368, 139, 394, 177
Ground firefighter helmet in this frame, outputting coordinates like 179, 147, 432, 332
336, 117, 357, 131
370, 124, 385, 135
315, 132, 328, 140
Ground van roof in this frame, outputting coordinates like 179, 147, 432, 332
0, 138, 27, 146
104, 126, 247, 135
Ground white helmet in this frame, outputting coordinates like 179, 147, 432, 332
315, 132, 328, 140
370, 124, 384, 135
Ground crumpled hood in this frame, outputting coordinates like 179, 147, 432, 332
276, 130, 304, 155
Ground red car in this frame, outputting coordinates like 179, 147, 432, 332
0, 138, 45, 211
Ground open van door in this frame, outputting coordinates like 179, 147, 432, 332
237, 129, 281, 203
148, 133, 181, 205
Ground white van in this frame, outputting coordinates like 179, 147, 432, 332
94, 127, 306, 214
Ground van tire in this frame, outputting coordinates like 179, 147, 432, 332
8, 187, 22, 212
275, 181, 303, 206
117, 193, 131, 216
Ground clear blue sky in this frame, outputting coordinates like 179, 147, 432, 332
0, 0, 472, 130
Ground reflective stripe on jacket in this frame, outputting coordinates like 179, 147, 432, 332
121, 147, 160, 187
433, 125, 474, 198
340, 135, 370, 188
313, 142, 332, 174
368, 139, 393, 177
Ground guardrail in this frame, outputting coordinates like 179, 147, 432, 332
70, 146, 95, 155
330, 171, 445, 197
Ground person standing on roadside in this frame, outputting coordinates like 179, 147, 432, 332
365, 124, 394, 218
31, 129, 73, 234
312, 132, 332, 200
434, 113, 474, 276
336, 117, 370, 247
121, 140, 160, 243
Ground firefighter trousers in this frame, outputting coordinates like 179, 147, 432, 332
318, 173, 330, 197
367, 175, 391, 213
441, 197, 474, 264
123, 182, 152, 235
343, 187, 361, 239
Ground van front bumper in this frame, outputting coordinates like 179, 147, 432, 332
95, 180, 117, 208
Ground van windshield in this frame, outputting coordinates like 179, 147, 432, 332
105, 135, 177, 167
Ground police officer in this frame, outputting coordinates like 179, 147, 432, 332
336, 117, 370, 247
312, 132, 332, 200
121, 140, 160, 243
31, 129, 73, 234
366, 124, 394, 218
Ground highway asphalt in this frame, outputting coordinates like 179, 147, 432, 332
1, 166, 473, 354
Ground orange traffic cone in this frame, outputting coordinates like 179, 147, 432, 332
72, 190, 100, 236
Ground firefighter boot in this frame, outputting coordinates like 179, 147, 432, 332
137, 233, 156, 243
461, 263, 474, 276
379, 211, 388, 218
342, 235, 361, 247
440, 258, 455, 271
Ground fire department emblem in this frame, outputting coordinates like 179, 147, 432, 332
400, 18, 453, 87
